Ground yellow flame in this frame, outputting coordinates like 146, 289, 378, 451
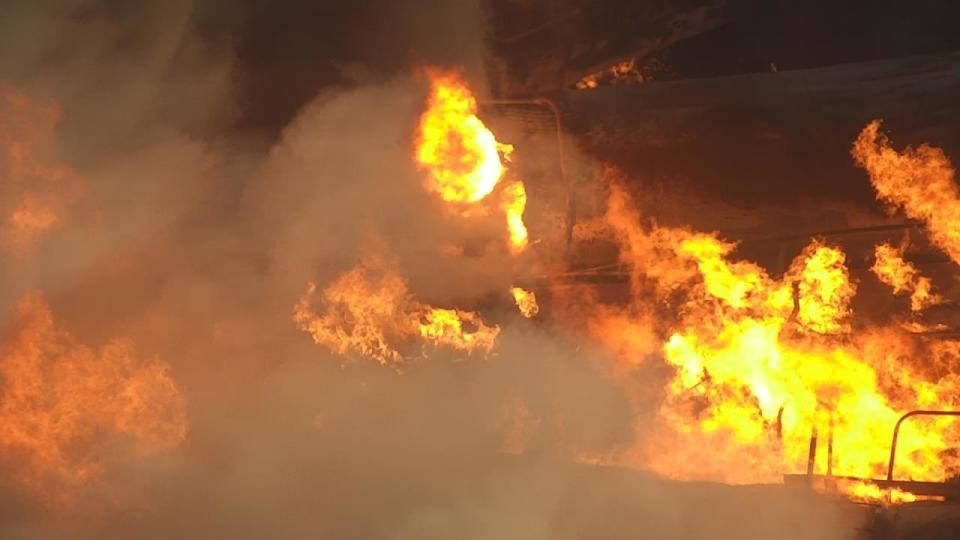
502, 181, 529, 253
839, 480, 946, 505
575, 180, 960, 486
294, 251, 499, 364
415, 72, 511, 203
788, 241, 856, 334
419, 308, 500, 353
510, 287, 539, 318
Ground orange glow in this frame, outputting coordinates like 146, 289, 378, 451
294, 251, 499, 365
872, 243, 941, 312
575, 59, 644, 90
510, 287, 539, 318
839, 479, 947, 505
0, 293, 187, 499
853, 120, 960, 264
0, 84, 82, 254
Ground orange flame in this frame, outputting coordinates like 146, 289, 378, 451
872, 243, 941, 312
415, 71, 512, 204
502, 181, 529, 253
0, 293, 187, 499
577, 180, 960, 488
415, 71, 530, 254
419, 308, 499, 353
510, 287, 539, 318
294, 251, 499, 365
853, 120, 960, 264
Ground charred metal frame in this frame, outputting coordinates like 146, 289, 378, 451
887, 409, 960, 482
788, 408, 960, 501
479, 98, 571, 246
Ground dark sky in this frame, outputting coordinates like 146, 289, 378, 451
187, 0, 486, 136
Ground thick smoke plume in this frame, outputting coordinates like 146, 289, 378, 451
0, 2, 865, 539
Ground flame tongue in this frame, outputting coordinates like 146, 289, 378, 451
415, 71, 530, 254
294, 251, 500, 365
510, 287, 539, 318
853, 120, 960, 264
502, 181, 529, 253
415, 72, 511, 204
872, 243, 941, 312
582, 181, 960, 487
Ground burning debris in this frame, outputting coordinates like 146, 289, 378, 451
293, 251, 500, 365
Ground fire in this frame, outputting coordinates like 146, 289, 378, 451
502, 181, 529, 252
575, 59, 644, 90
788, 241, 855, 334
314, 80, 960, 506
840, 480, 946, 505
0, 293, 187, 498
415, 71, 530, 254
510, 287, 539, 318
575, 180, 960, 489
853, 120, 960, 265
415, 71, 512, 204
419, 308, 499, 353
0, 85, 82, 254
872, 243, 941, 312
294, 251, 499, 365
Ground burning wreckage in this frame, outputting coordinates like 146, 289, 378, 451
471, 2, 960, 537
292, 67, 960, 539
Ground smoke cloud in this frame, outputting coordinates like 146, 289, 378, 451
0, 1, 866, 538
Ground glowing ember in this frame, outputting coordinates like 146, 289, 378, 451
0, 293, 187, 498
575, 59, 644, 90
415, 71, 512, 203
510, 287, 539, 318
294, 252, 499, 364
872, 243, 941, 312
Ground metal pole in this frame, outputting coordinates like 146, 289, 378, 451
887, 410, 960, 481
827, 410, 834, 477
806, 424, 818, 478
